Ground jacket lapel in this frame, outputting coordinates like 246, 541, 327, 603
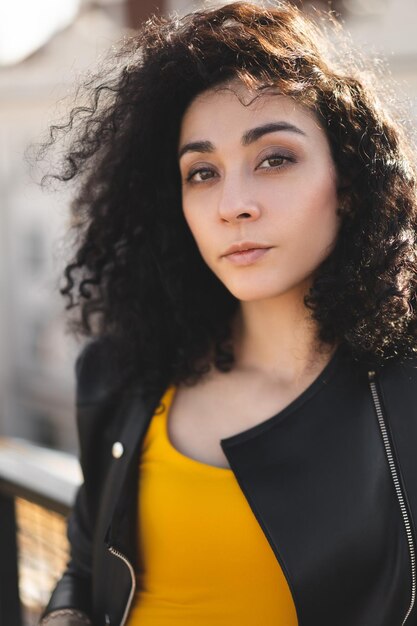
102, 385, 163, 557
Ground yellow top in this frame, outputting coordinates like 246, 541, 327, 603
127, 385, 298, 626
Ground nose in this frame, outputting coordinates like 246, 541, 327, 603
217, 175, 261, 223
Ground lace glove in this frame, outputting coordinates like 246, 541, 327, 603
39, 609, 92, 626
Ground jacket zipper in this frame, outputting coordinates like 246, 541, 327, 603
368, 370, 416, 625
107, 546, 136, 626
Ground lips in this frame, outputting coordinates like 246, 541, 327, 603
223, 241, 272, 257
222, 244, 272, 266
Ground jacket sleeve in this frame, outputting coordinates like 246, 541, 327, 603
39, 483, 94, 623
39, 337, 124, 625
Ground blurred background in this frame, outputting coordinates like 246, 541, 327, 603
0, 0, 417, 624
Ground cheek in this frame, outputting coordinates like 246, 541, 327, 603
182, 206, 199, 240
284, 173, 340, 257
182, 200, 197, 237
302, 170, 339, 230
182, 207, 212, 258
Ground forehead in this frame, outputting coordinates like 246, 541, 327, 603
179, 82, 321, 144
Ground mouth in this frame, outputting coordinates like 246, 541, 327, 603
223, 241, 272, 256
223, 246, 272, 266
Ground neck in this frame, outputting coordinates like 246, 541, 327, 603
231, 287, 337, 385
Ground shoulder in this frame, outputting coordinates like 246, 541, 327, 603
74, 338, 134, 488
75, 336, 127, 405
379, 354, 417, 383
74, 336, 158, 452
377, 355, 417, 414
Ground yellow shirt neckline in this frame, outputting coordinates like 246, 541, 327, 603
156, 385, 234, 474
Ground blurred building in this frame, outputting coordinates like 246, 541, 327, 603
0, 0, 416, 453
0, 1, 127, 451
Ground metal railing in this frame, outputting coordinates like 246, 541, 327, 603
0, 438, 81, 626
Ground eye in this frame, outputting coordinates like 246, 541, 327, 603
186, 167, 217, 184
257, 153, 294, 171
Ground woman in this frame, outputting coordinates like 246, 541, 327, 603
39, 2, 417, 625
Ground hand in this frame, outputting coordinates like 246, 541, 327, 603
39, 609, 92, 626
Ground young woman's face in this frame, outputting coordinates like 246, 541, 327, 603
178, 83, 340, 302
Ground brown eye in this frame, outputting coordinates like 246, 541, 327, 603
257, 154, 287, 170
187, 167, 216, 183
266, 156, 285, 167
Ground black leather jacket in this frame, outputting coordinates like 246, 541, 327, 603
41, 339, 417, 626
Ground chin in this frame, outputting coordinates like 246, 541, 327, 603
220, 274, 312, 303
222, 281, 286, 302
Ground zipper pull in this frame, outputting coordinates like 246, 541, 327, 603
368, 370, 376, 382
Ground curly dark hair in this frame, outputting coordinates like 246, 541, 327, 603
40, 0, 417, 392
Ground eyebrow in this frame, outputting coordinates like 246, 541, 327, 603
178, 121, 306, 160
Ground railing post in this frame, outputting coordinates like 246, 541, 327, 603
0, 493, 22, 626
